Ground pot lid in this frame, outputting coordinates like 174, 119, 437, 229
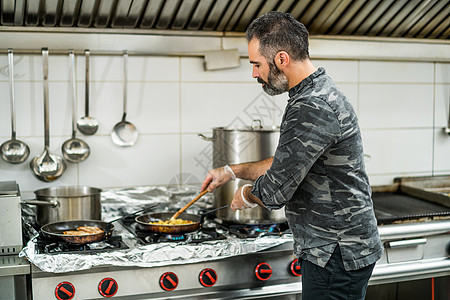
34, 186, 102, 197
214, 120, 280, 132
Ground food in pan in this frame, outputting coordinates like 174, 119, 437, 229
63, 226, 104, 235
62, 230, 86, 236
149, 219, 195, 225
77, 226, 104, 234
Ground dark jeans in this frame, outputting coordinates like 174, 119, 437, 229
299, 246, 375, 300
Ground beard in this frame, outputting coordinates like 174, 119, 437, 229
257, 62, 289, 96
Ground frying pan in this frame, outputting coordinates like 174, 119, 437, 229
40, 205, 157, 245
41, 220, 114, 245
135, 205, 230, 234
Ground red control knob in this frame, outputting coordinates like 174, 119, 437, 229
98, 277, 118, 297
290, 259, 302, 277
199, 268, 218, 287
160, 272, 179, 291
55, 281, 75, 300
255, 262, 272, 281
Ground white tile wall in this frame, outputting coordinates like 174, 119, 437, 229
181, 134, 213, 183
435, 83, 449, 128
0, 40, 449, 192
181, 82, 267, 133
181, 57, 253, 82
436, 63, 450, 84
312, 59, 359, 82
362, 128, 433, 175
360, 61, 434, 83
359, 83, 434, 129
77, 135, 180, 188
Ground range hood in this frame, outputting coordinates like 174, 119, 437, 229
1, 0, 449, 39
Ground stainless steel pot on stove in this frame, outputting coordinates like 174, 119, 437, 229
199, 120, 286, 224
22, 186, 102, 226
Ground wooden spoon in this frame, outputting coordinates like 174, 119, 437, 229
169, 189, 208, 222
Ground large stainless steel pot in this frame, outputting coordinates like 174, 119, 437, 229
22, 186, 102, 226
200, 120, 286, 224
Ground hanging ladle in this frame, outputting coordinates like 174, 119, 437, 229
30, 48, 66, 182
62, 50, 90, 163
0, 49, 30, 164
444, 95, 450, 135
77, 50, 99, 135
111, 51, 138, 147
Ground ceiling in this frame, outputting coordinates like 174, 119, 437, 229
1, 0, 449, 40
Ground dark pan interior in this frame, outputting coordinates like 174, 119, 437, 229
41, 220, 111, 236
136, 212, 201, 224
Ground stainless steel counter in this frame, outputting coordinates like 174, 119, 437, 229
0, 255, 29, 276
0, 255, 30, 300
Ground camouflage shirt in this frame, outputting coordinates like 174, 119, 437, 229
251, 67, 383, 271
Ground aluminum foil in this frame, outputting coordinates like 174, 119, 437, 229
20, 235, 292, 273
19, 186, 292, 273
101, 185, 213, 219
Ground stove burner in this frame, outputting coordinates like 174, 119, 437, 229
34, 235, 128, 255
119, 215, 226, 245
144, 233, 186, 243
161, 234, 185, 241
211, 218, 291, 238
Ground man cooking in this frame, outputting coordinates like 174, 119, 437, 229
201, 11, 383, 300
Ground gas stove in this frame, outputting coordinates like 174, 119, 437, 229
28, 214, 299, 300
22, 181, 450, 300
24, 200, 300, 300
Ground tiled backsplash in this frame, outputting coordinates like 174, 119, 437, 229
0, 45, 449, 192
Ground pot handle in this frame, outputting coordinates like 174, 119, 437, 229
198, 133, 213, 141
200, 204, 230, 216
21, 199, 60, 207
251, 119, 263, 130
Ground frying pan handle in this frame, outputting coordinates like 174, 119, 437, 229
108, 204, 158, 224
199, 204, 230, 223
104, 204, 158, 235
21, 199, 59, 207
200, 204, 231, 216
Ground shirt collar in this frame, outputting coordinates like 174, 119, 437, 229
288, 67, 326, 98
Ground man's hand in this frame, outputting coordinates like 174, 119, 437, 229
201, 165, 235, 193
230, 185, 259, 210
201, 158, 273, 194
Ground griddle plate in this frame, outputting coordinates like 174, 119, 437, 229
372, 192, 450, 224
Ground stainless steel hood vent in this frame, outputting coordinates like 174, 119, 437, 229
0, 0, 449, 40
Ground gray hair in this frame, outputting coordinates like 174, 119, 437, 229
246, 11, 310, 62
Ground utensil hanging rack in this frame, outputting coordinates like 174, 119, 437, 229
0, 48, 206, 57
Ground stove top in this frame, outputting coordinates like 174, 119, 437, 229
373, 191, 450, 225
119, 214, 228, 244
22, 206, 292, 257
209, 217, 291, 238
32, 234, 129, 255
